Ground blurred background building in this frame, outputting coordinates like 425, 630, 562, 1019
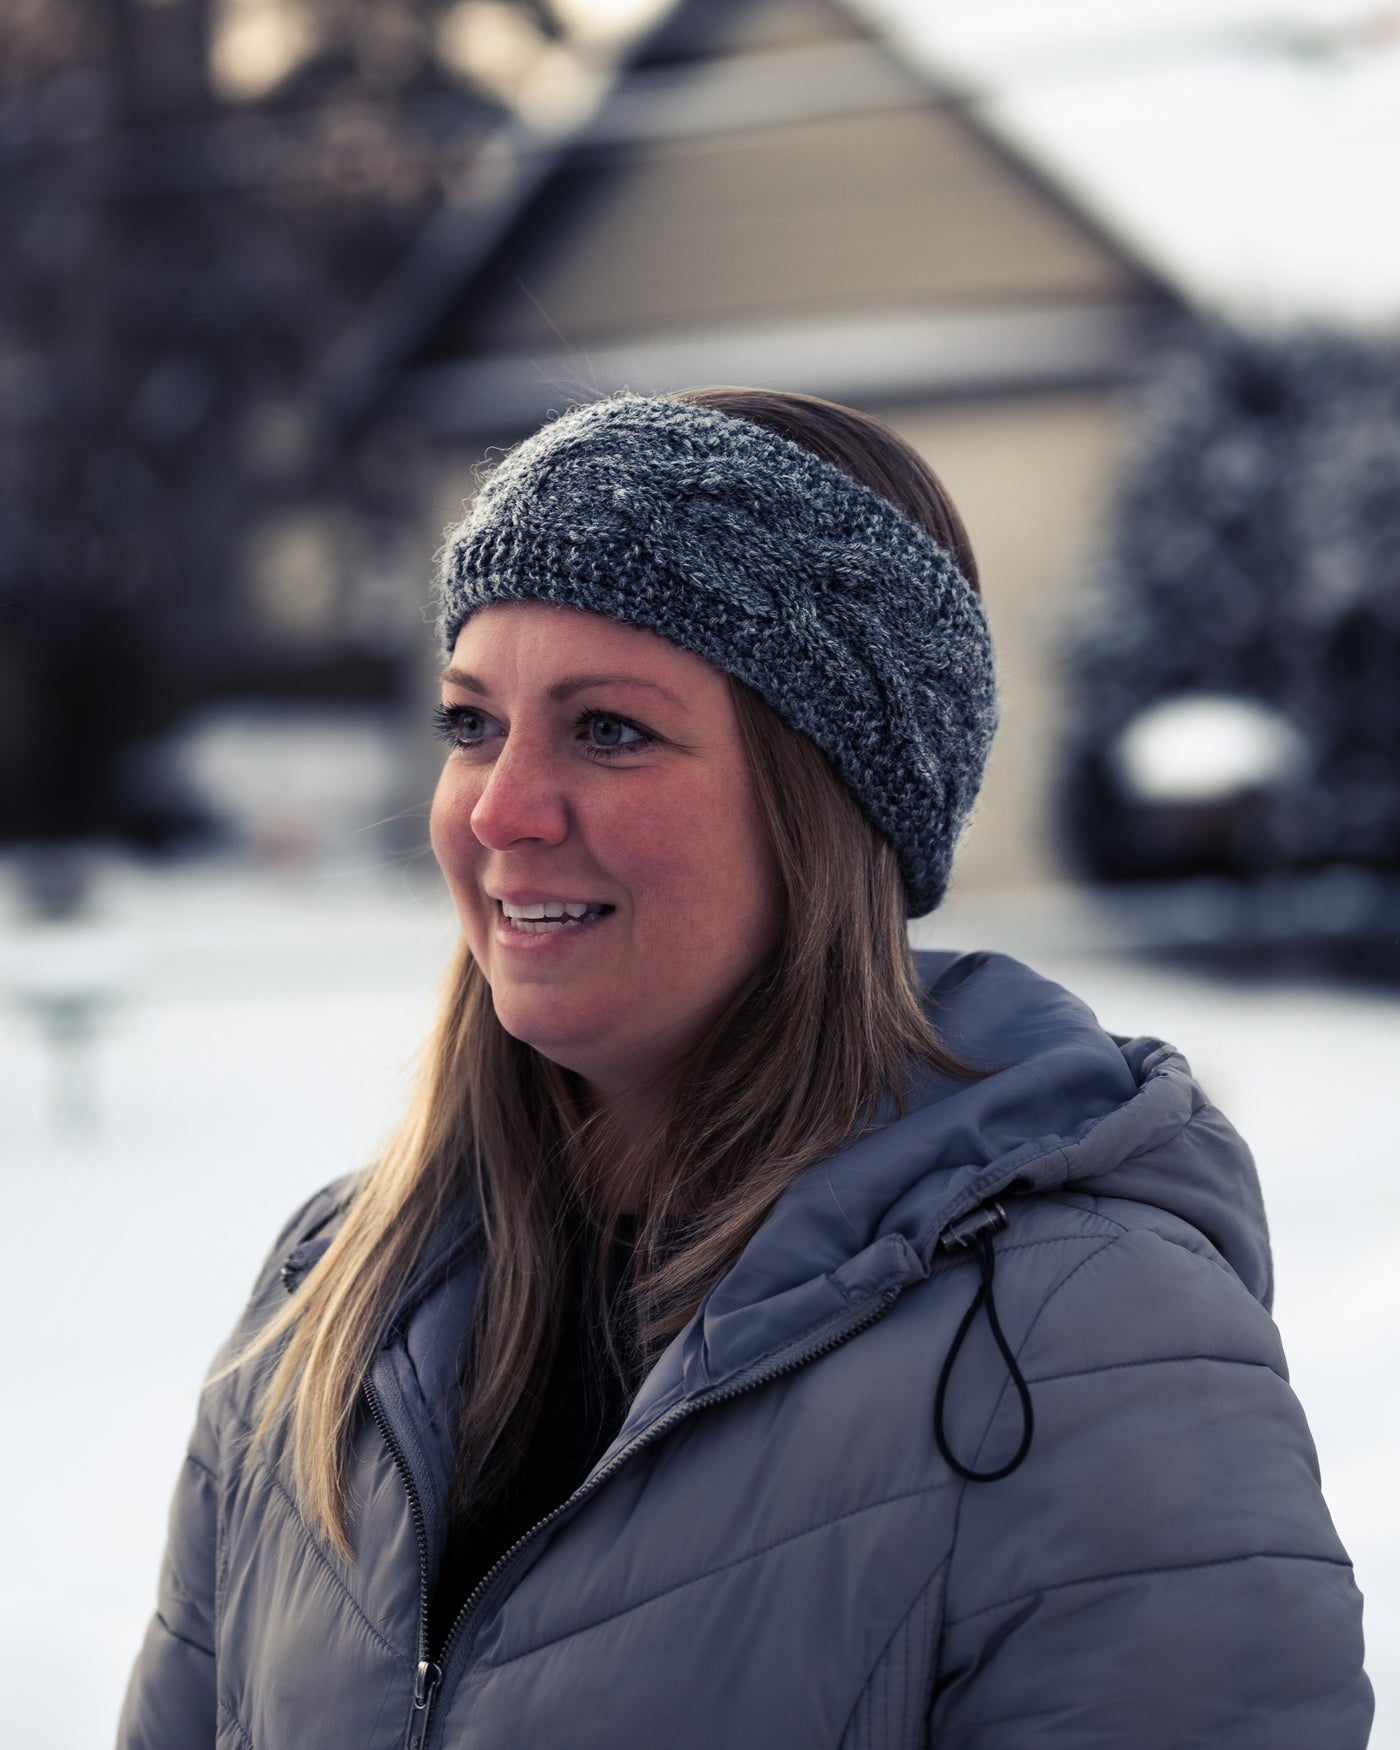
9, 0, 1400, 921
8, 0, 1400, 932
2, 0, 1189, 898
3, 1, 1398, 1744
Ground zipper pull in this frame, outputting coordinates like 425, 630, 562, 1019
409, 1660, 442, 1748
933, 1202, 1035, 1482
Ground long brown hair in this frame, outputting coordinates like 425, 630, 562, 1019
238, 387, 981, 1556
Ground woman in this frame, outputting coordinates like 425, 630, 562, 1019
119, 389, 1372, 1749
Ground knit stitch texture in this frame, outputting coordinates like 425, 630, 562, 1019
436, 395, 997, 915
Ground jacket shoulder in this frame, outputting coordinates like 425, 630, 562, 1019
927, 1189, 1369, 1744
238, 1173, 359, 1310
197, 1173, 360, 1437
1000, 1187, 1285, 1372
266, 1171, 358, 1270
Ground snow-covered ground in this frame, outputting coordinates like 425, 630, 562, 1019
1, 859, 1393, 1746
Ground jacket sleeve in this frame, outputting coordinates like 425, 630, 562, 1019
116, 1409, 221, 1749
116, 1179, 351, 1750
930, 1217, 1374, 1749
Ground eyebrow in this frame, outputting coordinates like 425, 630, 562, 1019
439, 668, 685, 708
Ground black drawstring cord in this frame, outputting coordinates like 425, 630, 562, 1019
933, 1203, 1035, 1482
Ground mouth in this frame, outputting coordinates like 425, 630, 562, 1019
495, 898, 615, 936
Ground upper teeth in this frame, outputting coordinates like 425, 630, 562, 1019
501, 900, 600, 919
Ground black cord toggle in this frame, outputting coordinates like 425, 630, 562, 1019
933, 1203, 1035, 1482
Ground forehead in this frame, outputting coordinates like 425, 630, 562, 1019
448, 601, 725, 697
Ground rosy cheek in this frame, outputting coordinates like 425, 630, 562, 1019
430, 771, 482, 880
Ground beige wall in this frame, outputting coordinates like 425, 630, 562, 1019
883, 389, 1128, 898
468, 105, 1143, 351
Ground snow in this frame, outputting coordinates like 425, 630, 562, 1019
1, 859, 1394, 1744
1110, 693, 1310, 803
860, 0, 1400, 324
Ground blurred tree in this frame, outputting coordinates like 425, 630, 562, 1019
1063, 323, 1400, 883
0, 0, 542, 852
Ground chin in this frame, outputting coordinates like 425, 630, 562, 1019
489, 990, 613, 1074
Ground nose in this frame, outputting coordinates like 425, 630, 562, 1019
468, 741, 570, 850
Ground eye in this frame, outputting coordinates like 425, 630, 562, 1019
433, 702, 496, 748
578, 710, 655, 758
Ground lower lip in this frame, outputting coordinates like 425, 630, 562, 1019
491, 909, 612, 951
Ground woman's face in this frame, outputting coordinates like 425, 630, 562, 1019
431, 602, 783, 1099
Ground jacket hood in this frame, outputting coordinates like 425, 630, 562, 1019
632, 950, 1271, 1433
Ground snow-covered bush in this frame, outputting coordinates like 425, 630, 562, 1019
1064, 323, 1400, 881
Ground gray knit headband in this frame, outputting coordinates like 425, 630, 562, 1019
436, 395, 996, 915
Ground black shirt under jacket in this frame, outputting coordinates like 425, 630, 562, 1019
428, 1221, 637, 1649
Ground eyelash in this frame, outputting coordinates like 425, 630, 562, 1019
432, 704, 658, 761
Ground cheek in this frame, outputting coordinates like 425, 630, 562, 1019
630, 776, 780, 954
609, 782, 710, 899
429, 768, 481, 885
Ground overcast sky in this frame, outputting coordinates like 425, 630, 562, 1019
854, 0, 1400, 324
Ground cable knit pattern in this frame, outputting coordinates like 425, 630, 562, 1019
436, 395, 997, 915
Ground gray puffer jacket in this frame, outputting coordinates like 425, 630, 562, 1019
119, 951, 1373, 1749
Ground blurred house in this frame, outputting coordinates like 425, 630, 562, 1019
386, 0, 1188, 891
2, 0, 1188, 888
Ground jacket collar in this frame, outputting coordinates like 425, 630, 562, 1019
635, 950, 1270, 1423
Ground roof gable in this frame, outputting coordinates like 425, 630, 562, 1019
453, 100, 1151, 354
394, 0, 1183, 428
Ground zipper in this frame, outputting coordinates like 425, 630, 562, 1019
368, 1284, 902, 1750
281, 1230, 477, 1749
408, 1656, 441, 1749
360, 1376, 442, 1749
